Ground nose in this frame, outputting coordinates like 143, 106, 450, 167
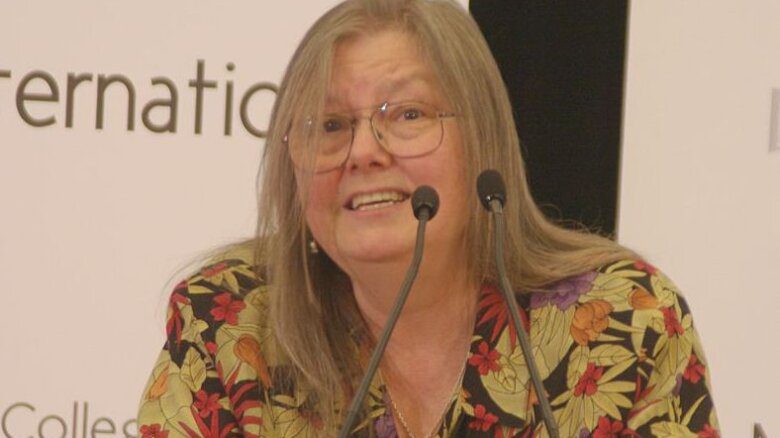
344, 118, 393, 171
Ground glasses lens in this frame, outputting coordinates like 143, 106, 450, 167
379, 102, 442, 157
288, 115, 352, 172
288, 102, 448, 172
319, 115, 351, 155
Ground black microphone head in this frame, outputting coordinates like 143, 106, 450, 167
411, 185, 439, 220
477, 169, 506, 210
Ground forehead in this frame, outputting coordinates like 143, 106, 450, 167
326, 30, 443, 107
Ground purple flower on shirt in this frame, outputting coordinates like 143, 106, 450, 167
374, 410, 398, 438
530, 271, 598, 311
375, 393, 399, 438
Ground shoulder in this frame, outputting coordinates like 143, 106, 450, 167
531, 258, 690, 318
156, 240, 273, 369
186, 240, 263, 293
173, 241, 266, 320
138, 242, 278, 436
164, 243, 267, 342
529, 258, 703, 361
526, 259, 718, 436
168, 240, 273, 357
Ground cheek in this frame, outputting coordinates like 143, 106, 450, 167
438, 176, 470, 227
433, 140, 468, 207
435, 146, 471, 229
303, 173, 341, 237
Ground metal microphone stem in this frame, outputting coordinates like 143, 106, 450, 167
338, 209, 430, 438
489, 199, 560, 438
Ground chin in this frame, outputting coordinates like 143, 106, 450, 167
334, 233, 412, 265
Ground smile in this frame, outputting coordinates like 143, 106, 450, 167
348, 190, 409, 211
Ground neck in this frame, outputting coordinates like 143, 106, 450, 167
343, 238, 478, 438
348, 245, 478, 358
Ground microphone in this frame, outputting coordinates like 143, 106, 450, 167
476, 170, 560, 438
338, 185, 439, 438
476, 169, 506, 210
412, 184, 440, 220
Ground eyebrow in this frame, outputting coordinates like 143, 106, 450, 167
325, 71, 433, 106
383, 72, 430, 93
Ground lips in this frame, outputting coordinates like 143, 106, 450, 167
347, 190, 409, 211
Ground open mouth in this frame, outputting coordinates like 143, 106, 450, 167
346, 190, 410, 211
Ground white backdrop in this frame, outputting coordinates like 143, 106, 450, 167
2, 1, 774, 437
620, 1, 780, 437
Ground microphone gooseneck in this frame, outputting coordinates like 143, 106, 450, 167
338, 186, 440, 438
476, 169, 560, 438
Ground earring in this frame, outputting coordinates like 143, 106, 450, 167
308, 237, 320, 254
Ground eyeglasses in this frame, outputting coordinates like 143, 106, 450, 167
284, 100, 456, 173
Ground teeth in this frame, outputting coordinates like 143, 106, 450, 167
350, 191, 407, 211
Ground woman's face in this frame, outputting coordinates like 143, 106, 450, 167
299, 29, 470, 272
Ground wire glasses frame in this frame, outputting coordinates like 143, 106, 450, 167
284, 101, 456, 173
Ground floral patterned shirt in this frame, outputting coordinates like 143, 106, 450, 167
138, 248, 719, 437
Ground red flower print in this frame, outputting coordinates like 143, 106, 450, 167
698, 424, 719, 438
493, 426, 524, 438
593, 416, 621, 438
661, 307, 684, 337
468, 404, 499, 432
468, 341, 502, 375
166, 291, 189, 345
140, 424, 169, 438
477, 284, 529, 349
633, 260, 657, 275
592, 416, 638, 437
201, 262, 229, 278
210, 292, 245, 325
194, 390, 221, 418
574, 362, 604, 397
173, 279, 188, 292
683, 354, 706, 384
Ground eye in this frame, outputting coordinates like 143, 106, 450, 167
322, 117, 345, 133
402, 108, 422, 120
391, 104, 431, 123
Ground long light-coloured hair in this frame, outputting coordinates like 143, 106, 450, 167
254, 0, 636, 430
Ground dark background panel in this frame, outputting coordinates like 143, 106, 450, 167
469, 1, 628, 236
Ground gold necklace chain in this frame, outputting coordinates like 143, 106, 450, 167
384, 356, 468, 438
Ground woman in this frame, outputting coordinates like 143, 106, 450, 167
138, 0, 718, 436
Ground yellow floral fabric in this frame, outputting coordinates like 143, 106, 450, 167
138, 250, 718, 437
